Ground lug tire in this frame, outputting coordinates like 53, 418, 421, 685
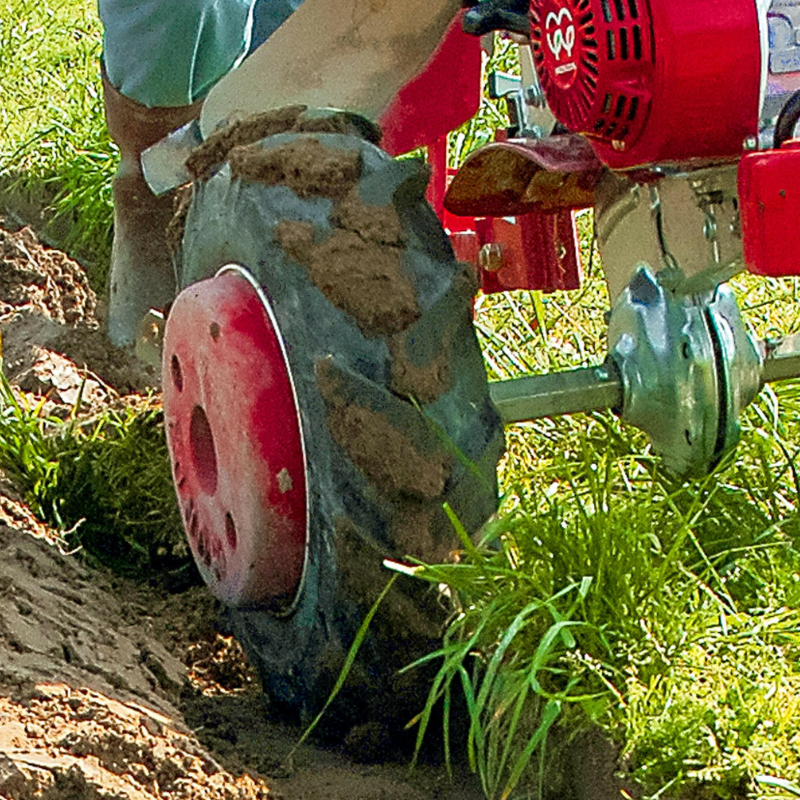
166, 129, 505, 729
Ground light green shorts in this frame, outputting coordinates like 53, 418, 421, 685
99, 0, 303, 108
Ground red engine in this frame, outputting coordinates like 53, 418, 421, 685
530, 0, 763, 168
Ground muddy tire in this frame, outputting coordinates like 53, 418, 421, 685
164, 125, 504, 730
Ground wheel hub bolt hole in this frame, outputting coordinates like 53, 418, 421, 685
171, 354, 184, 392
190, 405, 219, 496
225, 513, 237, 550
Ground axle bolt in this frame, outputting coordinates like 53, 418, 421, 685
479, 242, 505, 272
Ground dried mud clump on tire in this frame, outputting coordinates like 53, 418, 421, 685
228, 138, 362, 199
332, 188, 405, 246
329, 402, 449, 500
166, 184, 194, 257
273, 219, 315, 264
306, 230, 419, 334
0, 226, 96, 324
186, 104, 307, 179
388, 331, 452, 404
334, 517, 443, 641
274, 187, 420, 336
185, 105, 382, 180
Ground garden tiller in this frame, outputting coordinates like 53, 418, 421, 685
149, 0, 800, 720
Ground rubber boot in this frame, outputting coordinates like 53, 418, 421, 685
102, 71, 202, 347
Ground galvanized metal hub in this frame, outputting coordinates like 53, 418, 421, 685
163, 266, 308, 610
607, 266, 762, 476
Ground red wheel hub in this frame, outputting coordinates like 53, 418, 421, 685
163, 267, 308, 608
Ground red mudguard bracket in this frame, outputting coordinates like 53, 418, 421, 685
740, 140, 800, 278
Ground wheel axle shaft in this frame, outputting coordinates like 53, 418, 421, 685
491, 332, 800, 423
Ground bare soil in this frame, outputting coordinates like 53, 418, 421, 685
0, 218, 484, 800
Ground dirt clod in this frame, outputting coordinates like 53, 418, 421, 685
325, 403, 449, 501
388, 332, 452, 404
0, 226, 95, 325
0, 222, 159, 396
165, 184, 193, 256
228, 138, 362, 199
0, 687, 270, 799
333, 188, 405, 246
275, 216, 419, 336
186, 106, 308, 179
274, 220, 316, 266
335, 518, 442, 638
185, 106, 382, 181
317, 358, 451, 500
388, 500, 451, 564
310, 230, 419, 335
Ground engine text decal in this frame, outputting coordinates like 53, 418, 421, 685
545, 6, 578, 88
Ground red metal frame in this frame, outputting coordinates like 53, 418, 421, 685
379, 19, 590, 295
740, 139, 800, 278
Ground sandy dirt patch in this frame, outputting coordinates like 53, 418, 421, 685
0, 217, 483, 800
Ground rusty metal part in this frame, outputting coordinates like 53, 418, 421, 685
444, 134, 604, 218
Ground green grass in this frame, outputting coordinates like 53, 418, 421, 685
0, 0, 185, 576
404, 231, 800, 799
0, 368, 186, 575
4, 7, 800, 798
0, 0, 114, 284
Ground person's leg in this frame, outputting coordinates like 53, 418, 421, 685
99, 0, 256, 346
100, 0, 256, 110
101, 74, 202, 347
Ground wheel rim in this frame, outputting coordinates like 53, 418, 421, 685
163, 266, 308, 610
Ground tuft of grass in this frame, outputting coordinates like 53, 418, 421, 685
6, 9, 800, 797
0, 367, 186, 576
0, 0, 114, 285
409, 393, 800, 800
407, 258, 800, 799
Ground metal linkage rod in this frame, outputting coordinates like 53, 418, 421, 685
490, 333, 800, 427
762, 333, 800, 385
489, 363, 623, 425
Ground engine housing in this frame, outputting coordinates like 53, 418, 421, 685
530, 0, 763, 168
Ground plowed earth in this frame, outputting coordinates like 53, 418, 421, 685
0, 218, 483, 800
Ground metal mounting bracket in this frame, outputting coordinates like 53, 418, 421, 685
488, 268, 800, 477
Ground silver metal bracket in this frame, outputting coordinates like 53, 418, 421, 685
488, 44, 555, 140
595, 167, 743, 302
607, 266, 762, 475
487, 268, 800, 478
